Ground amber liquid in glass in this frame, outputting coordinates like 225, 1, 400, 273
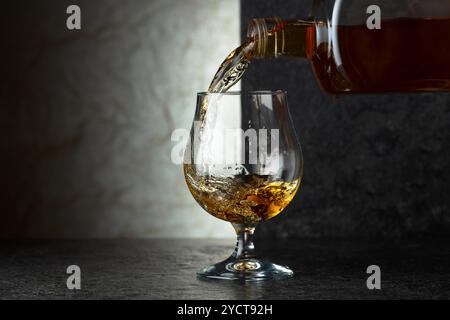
184, 165, 300, 223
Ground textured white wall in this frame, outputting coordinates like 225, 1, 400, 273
10, 0, 240, 238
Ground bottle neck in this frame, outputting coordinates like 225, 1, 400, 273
247, 18, 316, 59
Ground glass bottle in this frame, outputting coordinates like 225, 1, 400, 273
247, 0, 450, 94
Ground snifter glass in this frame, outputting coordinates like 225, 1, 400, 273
184, 91, 303, 281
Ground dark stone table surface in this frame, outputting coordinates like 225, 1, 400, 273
0, 239, 449, 299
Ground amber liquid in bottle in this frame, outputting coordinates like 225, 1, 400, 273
253, 17, 450, 94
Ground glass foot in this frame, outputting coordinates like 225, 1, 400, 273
197, 255, 294, 281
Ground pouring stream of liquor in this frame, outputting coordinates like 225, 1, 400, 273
200, 39, 255, 125
208, 39, 255, 93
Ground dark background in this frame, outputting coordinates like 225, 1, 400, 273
1, 0, 450, 239
243, 0, 450, 239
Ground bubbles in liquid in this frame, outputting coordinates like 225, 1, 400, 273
184, 164, 300, 223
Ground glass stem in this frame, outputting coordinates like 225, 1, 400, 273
232, 223, 257, 260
